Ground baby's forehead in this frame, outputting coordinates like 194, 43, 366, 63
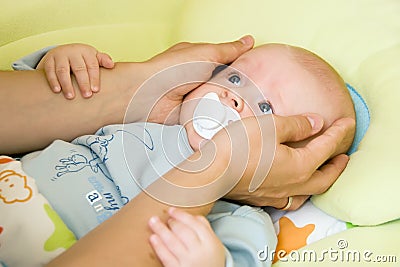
232, 45, 291, 75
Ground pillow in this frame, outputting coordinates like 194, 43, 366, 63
175, 0, 400, 225
0, 0, 183, 70
311, 44, 400, 225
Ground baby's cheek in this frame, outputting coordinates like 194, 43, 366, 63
240, 105, 256, 119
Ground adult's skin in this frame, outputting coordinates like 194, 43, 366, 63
0, 37, 254, 154
0, 37, 355, 265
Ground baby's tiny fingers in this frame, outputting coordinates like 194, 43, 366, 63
53, 58, 75, 99
148, 216, 187, 256
97, 52, 114, 69
70, 56, 92, 98
84, 54, 101, 93
168, 218, 200, 250
149, 234, 180, 267
43, 58, 61, 93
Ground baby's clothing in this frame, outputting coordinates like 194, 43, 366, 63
1, 122, 277, 267
21, 123, 193, 238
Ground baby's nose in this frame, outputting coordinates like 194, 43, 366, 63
220, 89, 244, 113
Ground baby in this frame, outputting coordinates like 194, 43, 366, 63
147, 43, 356, 266
1, 43, 358, 267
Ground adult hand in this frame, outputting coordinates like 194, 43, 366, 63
224, 114, 356, 210
124, 35, 254, 125
36, 43, 115, 99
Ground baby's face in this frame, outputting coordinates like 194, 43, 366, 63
180, 44, 335, 151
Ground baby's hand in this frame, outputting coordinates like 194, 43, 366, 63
149, 207, 225, 267
36, 43, 114, 99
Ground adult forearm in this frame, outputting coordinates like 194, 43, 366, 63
0, 63, 142, 154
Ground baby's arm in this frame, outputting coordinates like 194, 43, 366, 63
36, 43, 114, 99
149, 207, 226, 267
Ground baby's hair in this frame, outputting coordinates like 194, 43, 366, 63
287, 46, 345, 93
286, 45, 356, 153
288, 45, 355, 118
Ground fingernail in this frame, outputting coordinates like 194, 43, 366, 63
149, 234, 158, 244
168, 207, 176, 215
66, 92, 74, 99
306, 116, 315, 128
306, 114, 324, 132
84, 91, 92, 98
92, 86, 99, 92
54, 86, 61, 93
239, 35, 252, 45
149, 216, 159, 225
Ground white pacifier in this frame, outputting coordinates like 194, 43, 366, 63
193, 92, 240, 139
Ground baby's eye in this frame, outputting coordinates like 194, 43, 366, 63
228, 74, 241, 86
258, 101, 273, 114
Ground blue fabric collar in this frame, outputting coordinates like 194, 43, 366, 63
346, 83, 370, 155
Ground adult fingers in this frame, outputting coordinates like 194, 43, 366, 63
151, 35, 254, 69
262, 195, 309, 211
291, 154, 350, 196
277, 195, 310, 211
209, 35, 254, 64
171, 35, 254, 65
146, 36, 254, 98
296, 118, 355, 173
274, 113, 324, 144
288, 195, 310, 211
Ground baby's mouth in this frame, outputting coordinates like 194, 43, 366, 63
192, 92, 240, 139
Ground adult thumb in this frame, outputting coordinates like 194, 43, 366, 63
274, 113, 324, 143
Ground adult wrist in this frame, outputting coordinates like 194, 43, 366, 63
97, 62, 148, 125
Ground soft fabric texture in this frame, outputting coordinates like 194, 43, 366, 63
11, 46, 55, 70
267, 201, 348, 264
0, 156, 76, 267
20, 123, 192, 238
1, 1, 400, 266
345, 84, 370, 155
